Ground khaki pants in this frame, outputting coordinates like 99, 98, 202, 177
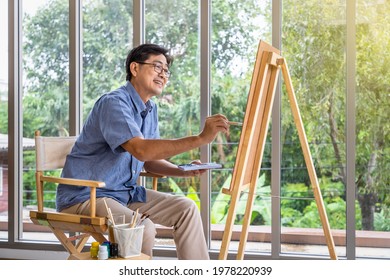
61, 189, 209, 260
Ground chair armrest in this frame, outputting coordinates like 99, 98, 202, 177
140, 171, 166, 191
41, 175, 105, 188
39, 175, 105, 217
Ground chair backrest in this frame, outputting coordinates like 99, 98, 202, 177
35, 130, 77, 171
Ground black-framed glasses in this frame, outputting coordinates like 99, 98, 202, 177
136, 62, 171, 78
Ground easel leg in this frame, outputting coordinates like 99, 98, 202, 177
218, 186, 242, 260
279, 59, 338, 260
236, 186, 256, 260
237, 60, 280, 260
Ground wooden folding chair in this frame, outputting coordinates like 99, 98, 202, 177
29, 130, 160, 260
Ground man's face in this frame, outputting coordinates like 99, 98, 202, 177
131, 54, 170, 101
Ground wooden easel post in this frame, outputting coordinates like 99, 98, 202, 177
278, 58, 337, 260
218, 41, 337, 260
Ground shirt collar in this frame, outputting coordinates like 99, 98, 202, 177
141, 101, 152, 118
125, 81, 155, 116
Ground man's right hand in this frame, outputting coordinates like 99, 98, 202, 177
198, 114, 229, 144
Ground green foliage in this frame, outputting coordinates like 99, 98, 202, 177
210, 173, 271, 225
281, 178, 362, 230
281, 0, 347, 186
281, 0, 390, 231
23, 149, 61, 209
290, 198, 362, 230
319, 177, 345, 201
168, 178, 200, 209
0, 98, 7, 134
168, 178, 185, 197
23, 87, 70, 137
211, 175, 233, 224
374, 206, 390, 231
186, 186, 201, 209
82, 0, 134, 115
281, 183, 311, 213
281, 207, 303, 227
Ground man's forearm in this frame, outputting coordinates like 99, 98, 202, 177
122, 135, 205, 162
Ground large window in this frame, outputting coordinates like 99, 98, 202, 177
355, 0, 390, 258
21, 0, 70, 241
82, 0, 133, 119
2, 0, 389, 260
145, 0, 201, 250
280, 0, 348, 257
279, 0, 390, 259
210, 0, 272, 253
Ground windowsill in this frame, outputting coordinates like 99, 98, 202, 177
1, 221, 389, 248
155, 224, 390, 248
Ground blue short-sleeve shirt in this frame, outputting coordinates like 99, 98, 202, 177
56, 82, 160, 212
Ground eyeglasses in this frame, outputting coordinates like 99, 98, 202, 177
136, 62, 171, 78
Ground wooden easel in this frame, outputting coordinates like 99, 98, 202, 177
219, 41, 337, 260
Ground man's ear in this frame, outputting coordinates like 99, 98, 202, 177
130, 62, 138, 77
